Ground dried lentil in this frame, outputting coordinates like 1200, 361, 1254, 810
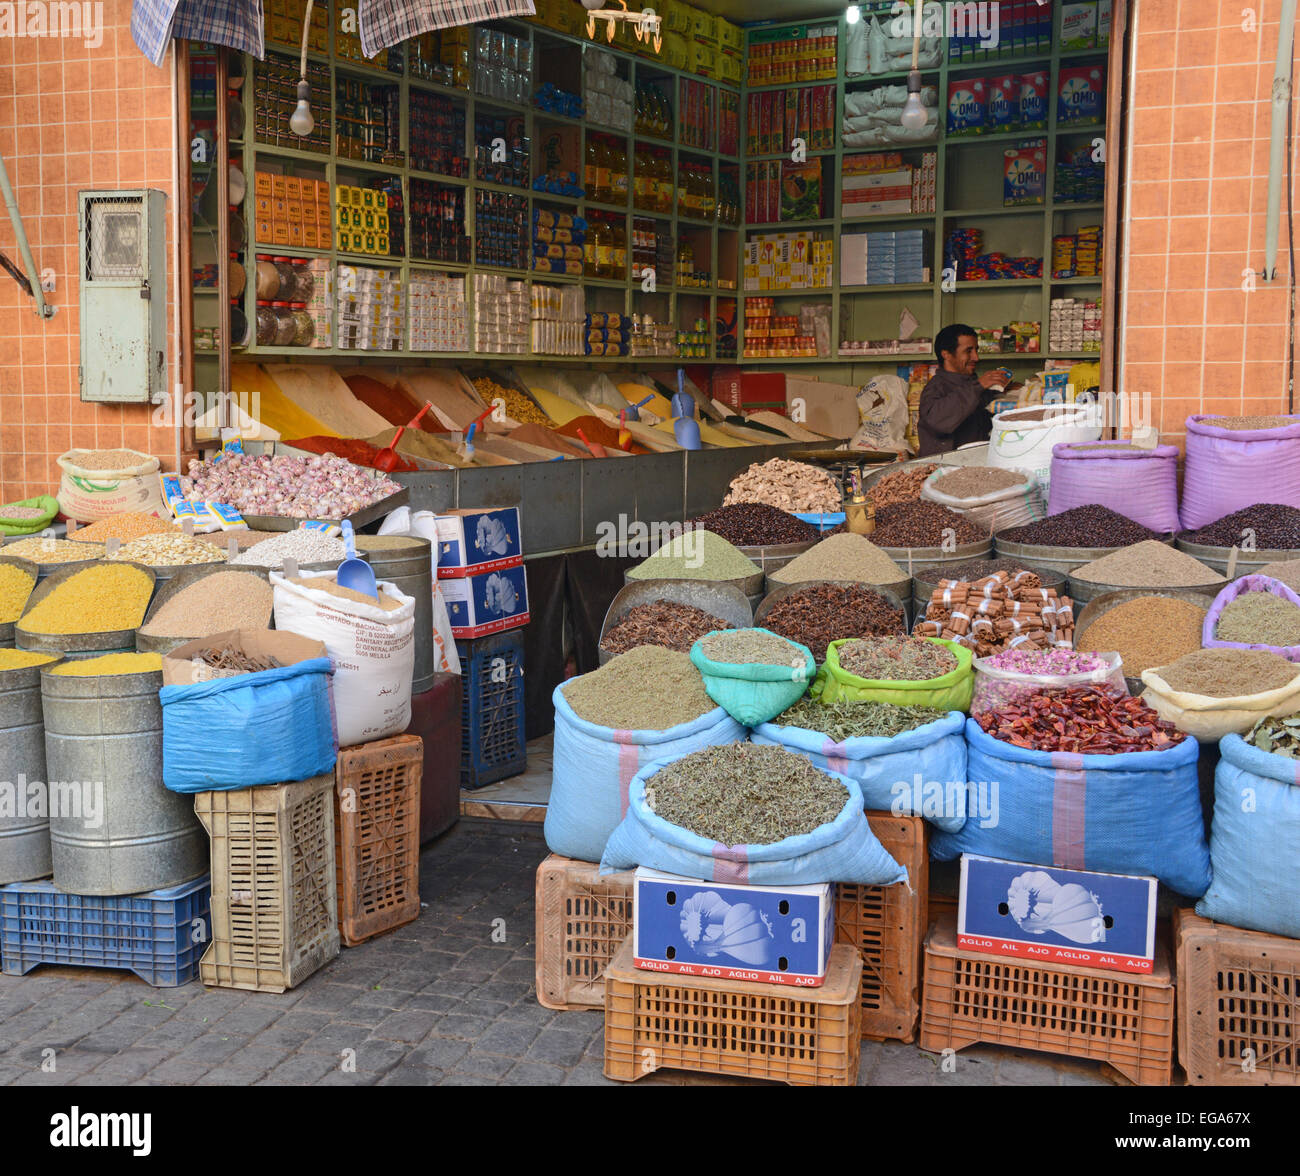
2, 538, 104, 563
689, 503, 818, 547
770, 697, 946, 740
836, 635, 956, 681
1072, 540, 1222, 587
1000, 505, 1160, 547
977, 686, 1185, 753
229, 530, 347, 568
107, 533, 227, 567
1154, 648, 1299, 697
71, 513, 173, 543
627, 530, 760, 583
0, 563, 36, 623
0, 650, 56, 671
561, 646, 715, 730
20, 565, 153, 635
1215, 592, 1300, 646
601, 602, 733, 656
698, 629, 805, 665
1182, 504, 1300, 549
871, 500, 985, 547
769, 533, 906, 586
139, 571, 273, 638
868, 464, 937, 509
929, 466, 1026, 499
1075, 596, 1207, 675
51, 652, 162, 676
763, 583, 905, 661
645, 743, 848, 846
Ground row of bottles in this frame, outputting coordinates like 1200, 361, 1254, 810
583, 212, 628, 280
583, 137, 738, 224
632, 145, 675, 214
677, 163, 715, 221
634, 83, 673, 140
584, 134, 629, 206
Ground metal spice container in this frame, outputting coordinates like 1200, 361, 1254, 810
755, 581, 906, 662
599, 579, 753, 666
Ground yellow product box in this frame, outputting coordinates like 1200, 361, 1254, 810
663, 31, 689, 69
288, 222, 303, 247
690, 42, 715, 77
254, 171, 273, 197
271, 198, 288, 221
361, 189, 377, 210
376, 212, 389, 233
255, 217, 273, 241
717, 17, 742, 51
349, 208, 364, 229
717, 54, 741, 84
364, 231, 377, 254
285, 176, 302, 200
286, 199, 301, 222
376, 191, 388, 211
317, 205, 332, 227
272, 223, 290, 246
336, 228, 349, 251
271, 176, 288, 199
664, 0, 690, 34
254, 195, 272, 218
335, 205, 350, 228
303, 224, 319, 248
376, 234, 390, 255
690, 7, 717, 45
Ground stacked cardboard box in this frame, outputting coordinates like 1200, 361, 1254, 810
743, 232, 833, 291
253, 172, 332, 250
841, 151, 936, 219
473, 274, 528, 354
407, 272, 467, 353
841, 229, 931, 286
336, 264, 402, 352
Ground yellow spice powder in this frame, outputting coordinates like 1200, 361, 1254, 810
20, 565, 154, 634
0, 563, 36, 623
51, 652, 162, 676
0, 649, 57, 671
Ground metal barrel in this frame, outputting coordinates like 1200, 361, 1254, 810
0, 555, 39, 649
355, 537, 434, 695
1173, 537, 1294, 579
135, 565, 275, 655
597, 578, 754, 666
877, 538, 994, 581
735, 539, 817, 580
0, 654, 63, 883
16, 560, 157, 658
994, 533, 1175, 578
1067, 573, 1227, 608
40, 664, 207, 895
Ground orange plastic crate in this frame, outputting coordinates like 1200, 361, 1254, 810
603, 940, 863, 1086
835, 812, 928, 1042
920, 914, 1175, 1086
334, 735, 423, 948
534, 855, 635, 1011
1175, 908, 1300, 1086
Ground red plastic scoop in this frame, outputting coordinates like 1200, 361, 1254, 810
374, 401, 432, 473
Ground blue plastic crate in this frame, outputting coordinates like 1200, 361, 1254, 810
456, 632, 527, 790
0, 876, 211, 987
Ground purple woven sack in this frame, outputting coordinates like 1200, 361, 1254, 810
1048, 440, 1180, 533
1180, 414, 1300, 530
1202, 574, 1300, 663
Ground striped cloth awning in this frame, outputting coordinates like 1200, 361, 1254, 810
132, 0, 535, 65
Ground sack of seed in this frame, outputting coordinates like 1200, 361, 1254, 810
689, 628, 815, 727
599, 743, 908, 887
814, 636, 974, 712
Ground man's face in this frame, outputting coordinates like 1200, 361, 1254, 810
943, 334, 979, 375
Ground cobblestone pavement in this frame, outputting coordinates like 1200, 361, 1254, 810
0, 822, 1110, 1087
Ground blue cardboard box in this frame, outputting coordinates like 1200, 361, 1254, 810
633, 868, 834, 987
439, 563, 529, 638
434, 507, 523, 577
958, 854, 1157, 974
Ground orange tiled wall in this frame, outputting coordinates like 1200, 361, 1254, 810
1123, 0, 1299, 443
0, 0, 179, 503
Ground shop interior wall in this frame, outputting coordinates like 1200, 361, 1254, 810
0, 0, 180, 503
1122, 0, 1299, 445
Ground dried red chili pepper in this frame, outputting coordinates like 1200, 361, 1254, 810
976, 686, 1185, 754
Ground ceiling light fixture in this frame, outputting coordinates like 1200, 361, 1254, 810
289, 0, 315, 137
898, 15, 926, 131
846, 4, 861, 24
583, 0, 663, 53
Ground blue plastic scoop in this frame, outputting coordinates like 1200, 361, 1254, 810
337, 520, 379, 600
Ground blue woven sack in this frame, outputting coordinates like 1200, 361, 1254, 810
931, 719, 1210, 897
544, 685, 745, 863
161, 658, 338, 792
1196, 734, 1300, 938
751, 710, 968, 832
689, 629, 815, 727
600, 759, 907, 887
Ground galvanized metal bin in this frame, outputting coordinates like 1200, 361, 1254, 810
1067, 572, 1227, 608
0, 555, 38, 649
994, 533, 1175, 578
1173, 537, 1293, 580
0, 653, 63, 883
135, 565, 273, 655
17, 560, 157, 659
355, 535, 434, 694
877, 538, 994, 581
40, 662, 207, 895
597, 578, 754, 665
625, 567, 765, 614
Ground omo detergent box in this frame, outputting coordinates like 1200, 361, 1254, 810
958, 854, 1157, 974
1003, 139, 1047, 206
946, 77, 986, 136
1058, 65, 1106, 125
434, 506, 523, 577
439, 562, 529, 637
987, 74, 1020, 131
633, 868, 834, 987
1019, 71, 1048, 130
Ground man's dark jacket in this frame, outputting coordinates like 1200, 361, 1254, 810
917, 368, 999, 456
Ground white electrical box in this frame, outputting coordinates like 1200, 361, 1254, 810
78, 189, 168, 404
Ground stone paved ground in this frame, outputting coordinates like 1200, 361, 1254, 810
0, 821, 1111, 1087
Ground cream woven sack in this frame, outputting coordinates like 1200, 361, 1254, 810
56, 448, 165, 522
1139, 665, 1300, 741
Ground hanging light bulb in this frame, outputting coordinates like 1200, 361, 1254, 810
845, 4, 861, 23
899, 69, 927, 131
289, 0, 316, 138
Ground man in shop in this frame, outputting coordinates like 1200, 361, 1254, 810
916, 323, 1017, 456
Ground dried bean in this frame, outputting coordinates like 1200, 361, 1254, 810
871, 500, 985, 547
601, 602, 732, 656
762, 583, 904, 661
999, 504, 1160, 547
690, 503, 818, 547
1181, 504, 1300, 549
976, 686, 1185, 753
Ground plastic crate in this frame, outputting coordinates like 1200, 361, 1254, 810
835, 812, 928, 1042
603, 940, 863, 1086
195, 775, 339, 993
455, 632, 526, 789
920, 914, 1175, 1086
1175, 909, 1300, 1086
334, 734, 423, 947
535, 854, 635, 1010
0, 876, 210, 987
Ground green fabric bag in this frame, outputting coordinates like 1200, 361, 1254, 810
0, 496, 59, 536
689, 628, 815, 727
812, 637, 974, 712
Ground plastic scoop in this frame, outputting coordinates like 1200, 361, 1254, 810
575, 427, 607, 458
626, 392, 656, 422
618, 409, 632, 451
336, 519, 378, 600
374, 401, 432, 473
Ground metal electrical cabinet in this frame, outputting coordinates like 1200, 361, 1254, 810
78, 189, 168, 404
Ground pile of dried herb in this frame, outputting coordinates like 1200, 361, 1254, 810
770, 697, 947, 741
561, 646, 715, 730
698, 629, 805, 666
1214, 592, 1300, 647
1153, 648, 1300, 697
836, 635, 957, 681
601, 601, 732, 656
645, 744, 848, 846
1244, 713, 1300, 758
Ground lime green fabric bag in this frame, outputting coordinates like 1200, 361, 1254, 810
812, 637, 974, 712
0, 496, 59, 536
689, 628, 816, 727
